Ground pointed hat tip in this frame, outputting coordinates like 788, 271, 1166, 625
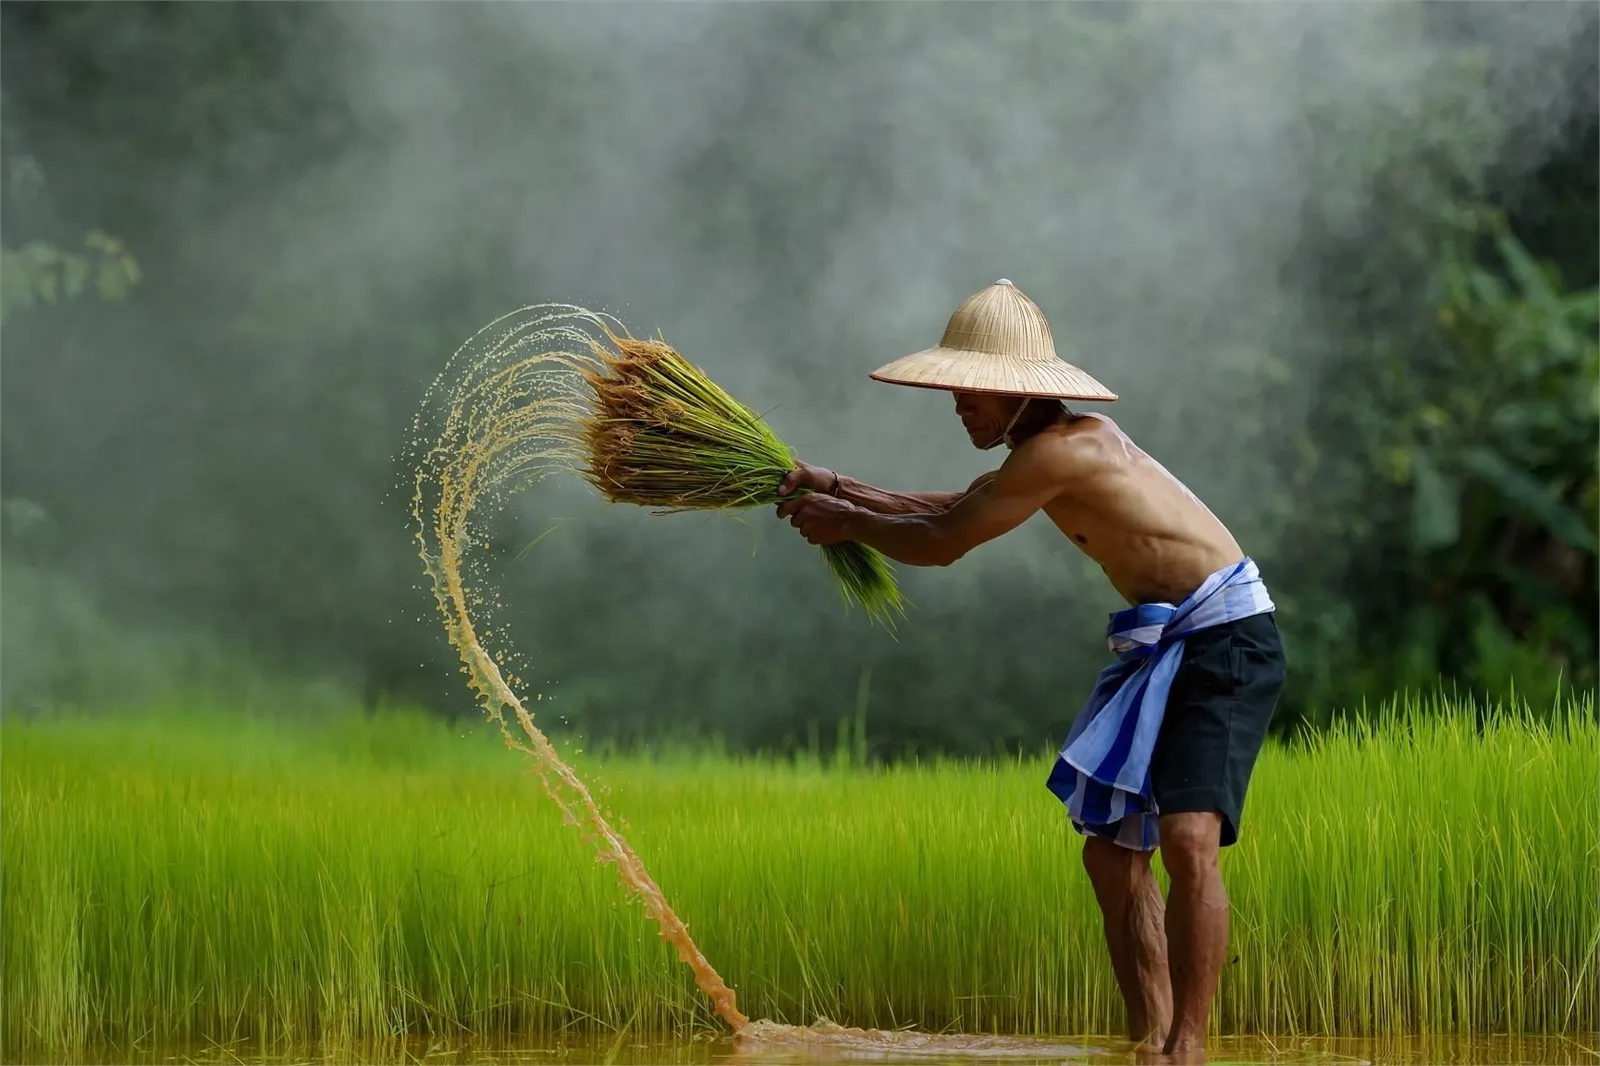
994, 278, 1013, 286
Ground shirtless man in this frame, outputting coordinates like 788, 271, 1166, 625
773, 280, 1286, 1060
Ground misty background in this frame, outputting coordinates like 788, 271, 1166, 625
2, 2, 1595, 756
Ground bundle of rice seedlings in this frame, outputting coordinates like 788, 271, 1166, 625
576, 330, 904, 630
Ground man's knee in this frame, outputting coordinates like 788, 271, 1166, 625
1158, 812, 1222, 885
1082, 834, 1150, 887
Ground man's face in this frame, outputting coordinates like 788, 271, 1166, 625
953, 391, 1024, 450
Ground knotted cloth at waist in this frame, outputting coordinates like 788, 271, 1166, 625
1045, 557, 1275, 851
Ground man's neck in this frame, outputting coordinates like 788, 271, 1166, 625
1005, 400, 1069, 448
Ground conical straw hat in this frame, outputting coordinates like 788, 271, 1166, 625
869, 279, 1117, 400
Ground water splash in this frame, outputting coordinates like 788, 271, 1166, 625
407, 304, 749, 1030
729, 1019, 1112, 1061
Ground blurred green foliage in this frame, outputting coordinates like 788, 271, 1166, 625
1272, 202, 1597, 729
0, 97, 140, 323
0, 230, 140, 322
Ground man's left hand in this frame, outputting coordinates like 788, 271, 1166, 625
775, 493, 861, 546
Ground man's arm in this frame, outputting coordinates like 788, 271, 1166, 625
844, 460, 1056, 566
780, 461, 994, 516
835, 470, 996, 516
776, 447, 1065, 567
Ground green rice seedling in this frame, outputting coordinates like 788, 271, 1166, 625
575, 332, 903, 630
3, 691, 1594, 1061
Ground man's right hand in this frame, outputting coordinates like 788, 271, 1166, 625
779, 460, 841, 498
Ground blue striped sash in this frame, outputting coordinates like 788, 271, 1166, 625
1045, 557, 1275, 851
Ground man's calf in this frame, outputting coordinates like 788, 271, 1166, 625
1081, 835, 1172, 1046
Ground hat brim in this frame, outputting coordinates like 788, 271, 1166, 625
869, 346, 1118, 401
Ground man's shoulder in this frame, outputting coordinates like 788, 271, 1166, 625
999, 413, 1123, 489
1023, 413, 1122, 465
1064, 411, 1122, 439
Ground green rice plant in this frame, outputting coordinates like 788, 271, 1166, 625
575, 332, 903, 630
2, 691, 1594, 1062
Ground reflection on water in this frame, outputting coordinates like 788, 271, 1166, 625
45, 1032, 1598, 1066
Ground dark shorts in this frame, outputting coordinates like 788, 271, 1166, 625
1149, 611, 1287, 847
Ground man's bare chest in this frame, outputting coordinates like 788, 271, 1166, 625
1040, 495, 1122, 555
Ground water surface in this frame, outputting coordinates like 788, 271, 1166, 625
44, 1032, 1598, 1066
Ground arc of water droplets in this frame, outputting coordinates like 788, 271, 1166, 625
406, 304, 1066, 1057
407, 304, 749, 1030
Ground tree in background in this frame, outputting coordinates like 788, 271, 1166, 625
1279, 207, 1596, 726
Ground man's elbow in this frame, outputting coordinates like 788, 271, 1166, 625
923, 534, 968, 568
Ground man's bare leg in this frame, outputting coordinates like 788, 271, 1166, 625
1158, 812, 1228, 1059
1081, 836, 1172, 1046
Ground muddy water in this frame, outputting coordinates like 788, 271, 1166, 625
47, 1033, 1599, 1065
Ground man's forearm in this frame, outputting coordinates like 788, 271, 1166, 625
834, 474, 963, 516
842, 510, 959, 567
